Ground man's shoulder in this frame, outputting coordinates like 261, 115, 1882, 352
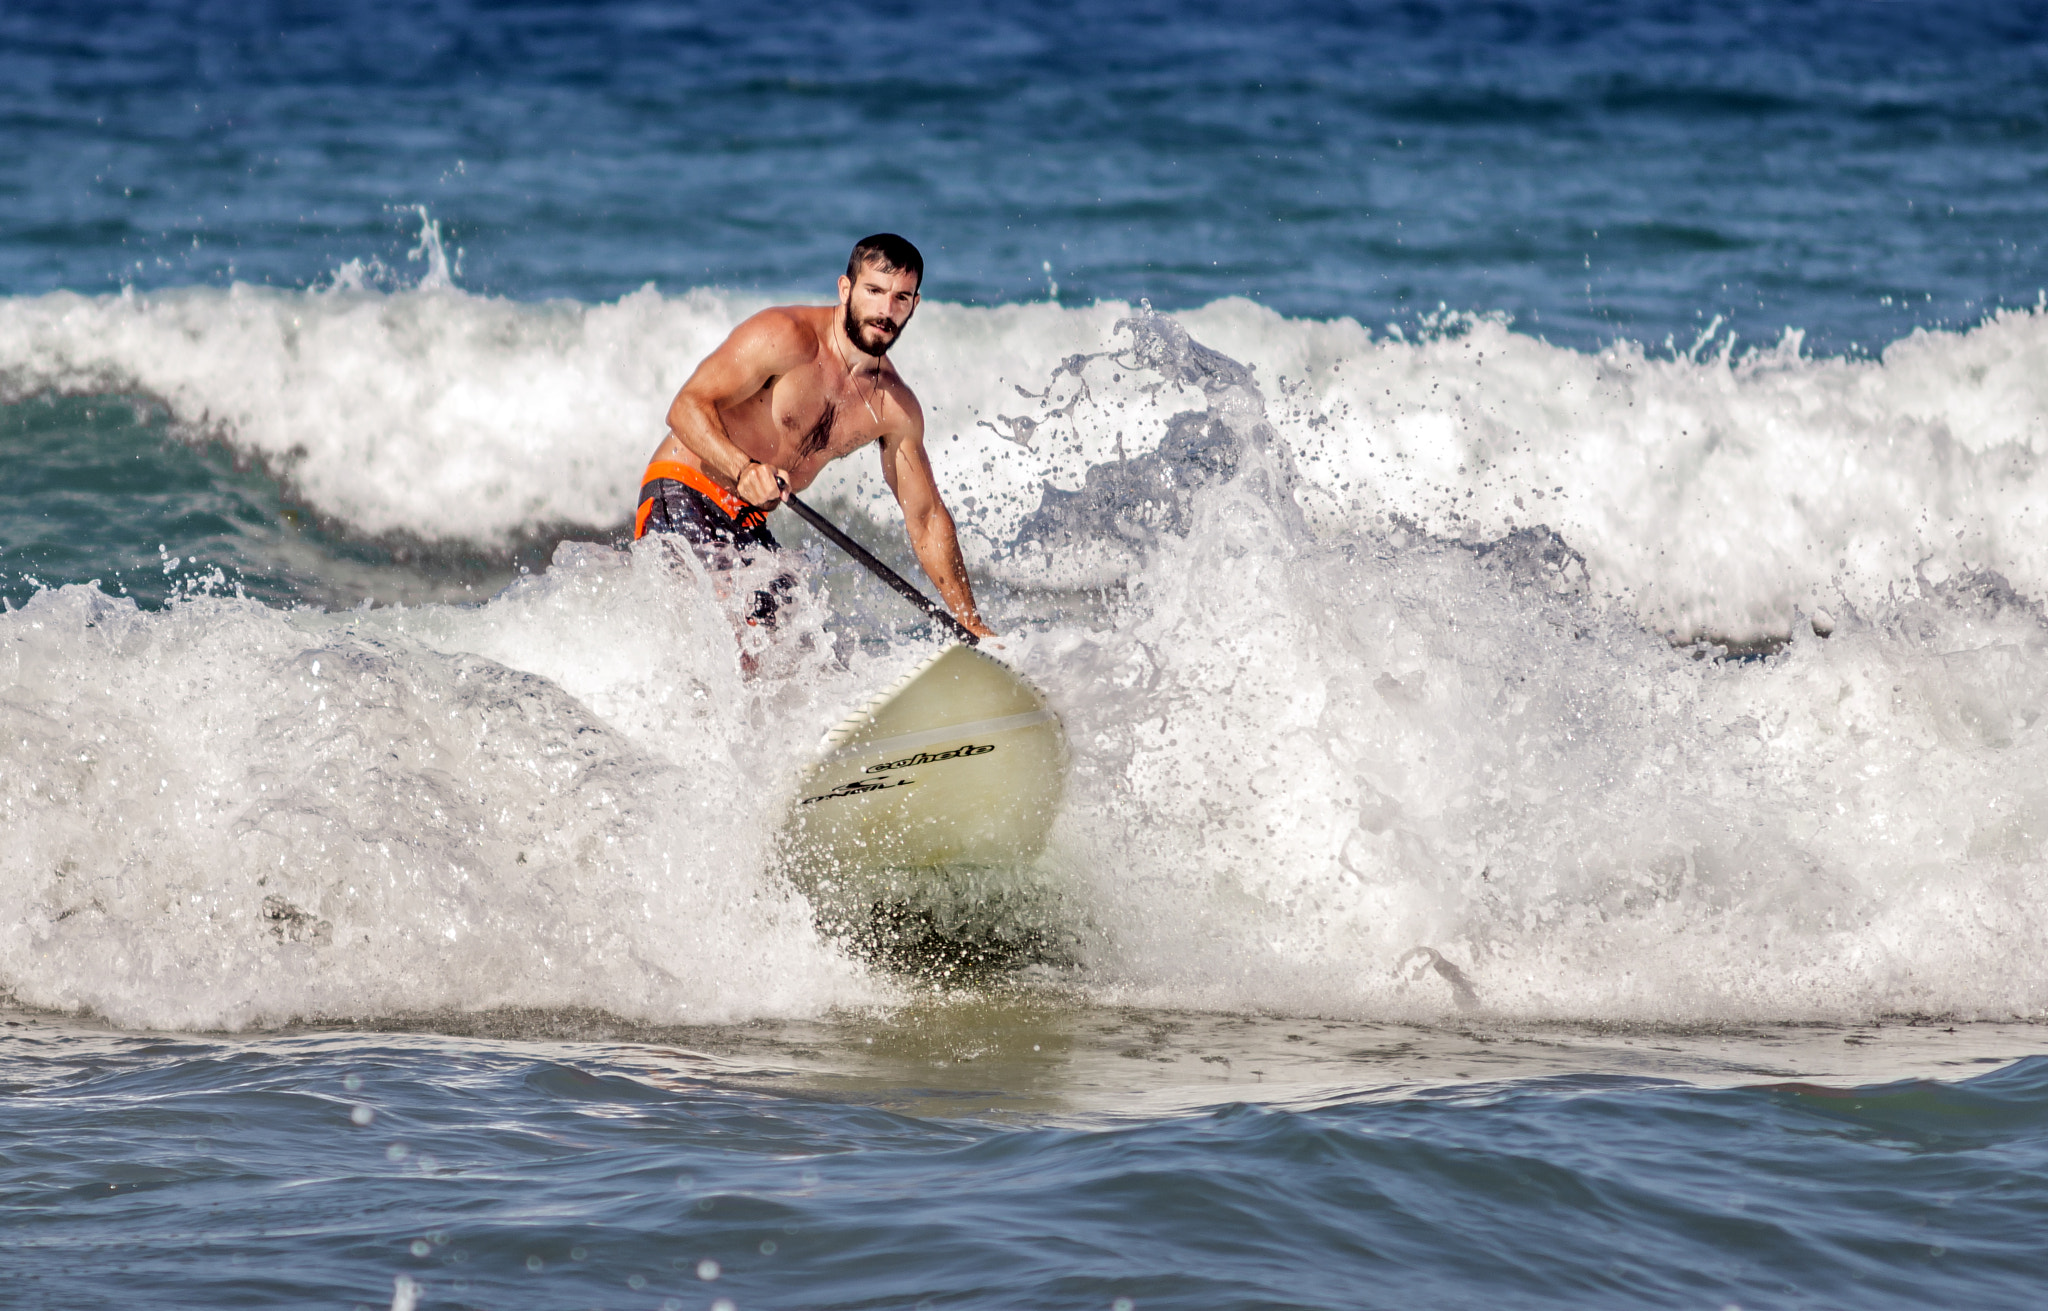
879, 366, 925, 439
738, 304, 832, 343
880, 364, 922, 406
727, 304, 829, 363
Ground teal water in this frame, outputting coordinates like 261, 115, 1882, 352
0, 392, 542, 612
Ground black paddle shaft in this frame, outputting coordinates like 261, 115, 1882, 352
780, 492, 980, 646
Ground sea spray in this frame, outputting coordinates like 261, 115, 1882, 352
9, 300, 2048, 1026
0, 550, 885, 1030
1006, 313, 2048, 1022
7, 283, 2048, 638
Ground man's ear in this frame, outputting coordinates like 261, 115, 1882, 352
837, 274, 852, 303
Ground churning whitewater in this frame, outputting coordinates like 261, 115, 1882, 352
7, 271, 2048, 1031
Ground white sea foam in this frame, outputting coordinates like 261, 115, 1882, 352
4, 275, 2047, 637
8, 275, 2048, 1028
976, 319, 2048, 1023
1188, 298, 2048, 642
1034, 476, 2048, 1022
0, 546, 889, 1029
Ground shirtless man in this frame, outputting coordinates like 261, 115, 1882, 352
633, 233, 994, 639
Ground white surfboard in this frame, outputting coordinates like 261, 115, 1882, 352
780, 643, 1068, 901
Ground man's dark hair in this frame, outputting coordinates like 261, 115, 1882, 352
846, 233, 923, 288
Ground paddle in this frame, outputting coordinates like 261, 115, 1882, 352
779, 491, 981, 647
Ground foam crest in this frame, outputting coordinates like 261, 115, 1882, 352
1017, 348, 2048, 1022
0, 279, 1174, 556
0, 547, 890, 1030
1178, 298, 2048, 640
0, 281, 766, 543
10, 281, 2048, 639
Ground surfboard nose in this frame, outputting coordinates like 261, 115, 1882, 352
779, 643, 1070, 953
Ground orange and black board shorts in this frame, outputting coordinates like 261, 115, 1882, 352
634, 458, 794, 627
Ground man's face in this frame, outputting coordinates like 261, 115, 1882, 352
838, 261, 921, 357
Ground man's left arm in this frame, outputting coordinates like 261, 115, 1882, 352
879, 412, 996, 640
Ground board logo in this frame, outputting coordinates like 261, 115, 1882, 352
800, 776, 917, 805
863, 743, 996, 775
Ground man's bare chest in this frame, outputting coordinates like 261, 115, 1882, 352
742, 368, 884, 463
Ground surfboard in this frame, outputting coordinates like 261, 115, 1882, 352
780, 642, 1068, 902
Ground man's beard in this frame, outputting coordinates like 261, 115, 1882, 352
843, 302, 906, 357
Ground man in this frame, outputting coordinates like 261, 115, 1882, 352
634, 233, 994, 639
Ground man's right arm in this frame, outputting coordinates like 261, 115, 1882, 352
665, 311, 811, 506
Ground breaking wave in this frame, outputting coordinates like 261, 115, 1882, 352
7, 268, 2048, 1029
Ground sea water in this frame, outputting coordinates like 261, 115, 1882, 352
5, 1, 2048, 1306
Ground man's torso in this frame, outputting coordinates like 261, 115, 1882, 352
650, 305, 913, 493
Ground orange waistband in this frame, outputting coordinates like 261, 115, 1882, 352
639, 458, 750, 521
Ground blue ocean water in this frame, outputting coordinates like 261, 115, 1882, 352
9, 1, 2048, 1306
8, 1015, 2048, 1309
5, 0, 2043, 346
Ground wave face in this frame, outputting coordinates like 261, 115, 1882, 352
9, 284, 2048, 1029
7, 282, 2048, 633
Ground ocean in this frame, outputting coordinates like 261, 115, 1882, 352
5, 0, 2048, 1305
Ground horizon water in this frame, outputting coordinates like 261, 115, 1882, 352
7, 2, 2048, 1307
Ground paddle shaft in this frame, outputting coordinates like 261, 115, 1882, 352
780, 492, 980, 646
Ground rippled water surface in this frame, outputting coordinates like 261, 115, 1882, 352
4, 0, 2044, 348
8, 1010, 2048, 1310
